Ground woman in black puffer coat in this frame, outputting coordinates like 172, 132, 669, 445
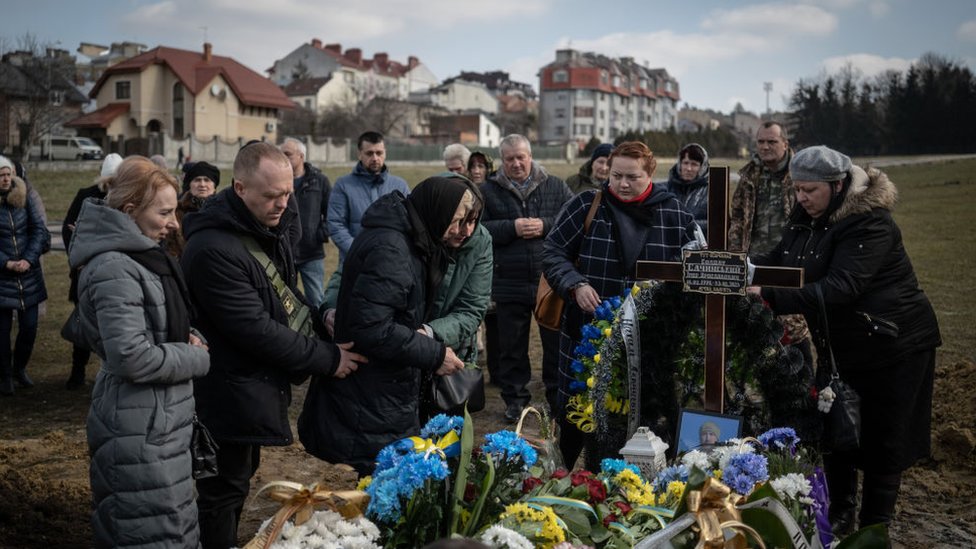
750, 146, 941, 538
665, 143, 710, 237
0, 155, 49, 396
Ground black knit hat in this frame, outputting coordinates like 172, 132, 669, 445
182, 161, 220, 193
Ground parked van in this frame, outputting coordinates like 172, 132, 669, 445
30, 136, 104, 160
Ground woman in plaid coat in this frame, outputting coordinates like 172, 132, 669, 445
542, 141, 692, 468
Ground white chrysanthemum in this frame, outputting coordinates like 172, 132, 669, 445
712, 439, 756, 470
267, 510, 381, 549
770, 473, 812, 501
681, 450, 714, 472
480, 524, 535, 549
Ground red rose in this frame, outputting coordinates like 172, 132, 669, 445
587, 479, 607, 502
614, 501, 633, 515
571, 470, 594, 486
603, 513, 618, 527
551, 468, 569, 479
464, 482, 477, 502
522, 476, 543, 493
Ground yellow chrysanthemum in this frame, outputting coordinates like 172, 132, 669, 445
603, 327, 612, 338
356, 476, 372, 491
593, 353, 601, 363
616, 469, 655, 505
667, 481, 686, 501
713, 469, 723, 480
538, 506, 567, 546
586, 376, 595, 388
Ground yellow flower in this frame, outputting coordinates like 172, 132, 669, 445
356, 476, 372, 491
631, 284, 640, 296
713, 469, 723, 480
667, 480, 686, 501
616, 469, 655, 505
603, 327, 612, 338
586, 376, 595, 388
593, 353, 601, 363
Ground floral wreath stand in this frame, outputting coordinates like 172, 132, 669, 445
568, 281, 820, 470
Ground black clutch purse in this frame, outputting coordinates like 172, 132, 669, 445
431, 364, 485, 414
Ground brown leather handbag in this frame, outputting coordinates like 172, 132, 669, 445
534, 191, 602, 331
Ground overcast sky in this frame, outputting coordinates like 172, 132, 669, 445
5, 0, 975, 114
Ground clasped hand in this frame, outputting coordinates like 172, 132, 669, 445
514, 217, 544, 239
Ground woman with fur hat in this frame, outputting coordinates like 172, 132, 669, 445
62, 153, 123, 389
168, 161, 220, 256
748, 145, 941, 538
0, 155, 50, 396
666, 143, 710, 236
566, 142, 613, 194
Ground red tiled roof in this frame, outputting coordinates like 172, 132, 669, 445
65, 102, 130, 128
90, 45, 294, 110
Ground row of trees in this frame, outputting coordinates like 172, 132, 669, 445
580, 126, 742, 161
789, 53, 976, 155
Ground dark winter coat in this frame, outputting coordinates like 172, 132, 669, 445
665, 158, 710, 237
63, 183, 106, 301
299, 191, 447, 472
69, 199, 210, 548
0, 176, 49, 310
759, 166, 941, 370
293, 162, 332, 263
543, 184, 692, 408
565, 159, 602, 194
181, 187, 339, 445
480, 163, 573, 303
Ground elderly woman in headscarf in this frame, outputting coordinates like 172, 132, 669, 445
748, 145, 941, 537
299, 176, 469, 475
665, 143, 710, 237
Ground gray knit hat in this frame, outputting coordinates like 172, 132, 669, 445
790, 145, 851, 182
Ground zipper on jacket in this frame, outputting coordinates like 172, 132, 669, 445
5, 208, 25, 309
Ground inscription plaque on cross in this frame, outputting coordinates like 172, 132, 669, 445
636, 166, 804, 412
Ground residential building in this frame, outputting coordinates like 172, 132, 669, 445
66, 43, 293, 150
269, 39, 437, 108
0, 48, 88, 158
283, 72, 358, 113
76, 41, 148, 82
443, 71, 536, 100
425, 113, 501, 148
411, 79, 498, 115
537, 49, 680, 146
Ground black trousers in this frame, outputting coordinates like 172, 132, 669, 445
196, 442, 262, 549
494, 301, 560, 408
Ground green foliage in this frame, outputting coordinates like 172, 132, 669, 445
613, 126, 741, 158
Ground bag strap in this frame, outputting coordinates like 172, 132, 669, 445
583, 190, 602, 235
237, 235, 314, 337
814, 285, 839, 378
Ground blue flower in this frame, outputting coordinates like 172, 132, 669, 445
581, 324, 602, 341
757, 427, 800, 452
601, 458, 640, 477
723, 453, 769, 495
594, 303, 614, 321
366, 451, 450, 524
609, 295, 622, 309
481, 430, 538, 468
574, 340, 597, 359
421, 414, 464, 439
569, 380, 587, 394
652, 464, 689, 494
375, 438, 415, 473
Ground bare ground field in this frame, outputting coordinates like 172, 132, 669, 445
1, 156, 974, 548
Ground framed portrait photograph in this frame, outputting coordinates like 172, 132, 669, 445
675, 409, 743, 454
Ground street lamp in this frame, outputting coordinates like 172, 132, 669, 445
763, 82, 772, 115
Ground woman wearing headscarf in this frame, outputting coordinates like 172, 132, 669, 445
62, 153, 123, 389
299, 176, 467, 475
69, 156, 210, 547
543, 141, 693, 468
0, 155, 50, 396
467, 151, 494, 185
666, 143, 710, 236
749, 145, 941, 537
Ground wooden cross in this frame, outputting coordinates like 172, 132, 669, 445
636, 166, 803, 412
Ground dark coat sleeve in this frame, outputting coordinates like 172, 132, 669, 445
185, 243, 338, 376
317, 173, 331, 244
543, 193, 591, 298
62, 188, 90, 251
23, 194, 50, 266
340, 238, 446, 371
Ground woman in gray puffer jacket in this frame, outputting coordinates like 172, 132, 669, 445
69, 156, 210, 548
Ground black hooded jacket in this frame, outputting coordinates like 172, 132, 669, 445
299, 190, 448, 471
180, 187, 339, 445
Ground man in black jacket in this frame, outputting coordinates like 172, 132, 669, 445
481, 134, 573, 422
280, 137, 331, 307
181, 142, 361, 549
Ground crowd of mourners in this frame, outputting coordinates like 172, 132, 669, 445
0, 122, 940, 548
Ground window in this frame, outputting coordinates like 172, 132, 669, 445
49, 90, 64, 106
553, 70, 568, 83
598, 127, 605, 137
557, 93, 567, 101
599, 110, 605, 120
639, 78, 647, 89
612, 75, 621, 87
600, 71, 608, 85
172, 83, 184, 138
555, 125, 564, 136
116, 81, 131, 99
304, 99, 312, 109
574, 106, 594, 118
555, 108, 565, 119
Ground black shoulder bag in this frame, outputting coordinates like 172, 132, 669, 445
816, 285, 861, 453
191, 414, 220, 479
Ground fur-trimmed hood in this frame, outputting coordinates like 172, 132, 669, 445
829, 166, 897, 223
0, 176, 28, 209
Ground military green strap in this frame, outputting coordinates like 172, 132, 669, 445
237, 235, 314, 337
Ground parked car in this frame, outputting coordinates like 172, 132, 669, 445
30, 136, 104, 160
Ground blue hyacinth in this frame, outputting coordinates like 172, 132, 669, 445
581, 323, 603, 341
420, 414, 464, 439
570, 360, 585, 374
723, 453, 769, 495
569, 380, 588, 394
574, 340, 598, 359
481, 430, 538, 468
601, 458, 640, 477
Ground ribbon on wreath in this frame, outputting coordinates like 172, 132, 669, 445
686, 477, 766, 549
409, 429, 461, 458
244, 480, 369, 549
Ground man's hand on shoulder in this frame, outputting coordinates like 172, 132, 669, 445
333, 342, 367, 378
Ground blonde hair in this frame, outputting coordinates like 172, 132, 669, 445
105, 156, 179, 213
234, 141, 289, 184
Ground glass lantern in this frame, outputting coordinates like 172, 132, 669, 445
618, 426, 669, 479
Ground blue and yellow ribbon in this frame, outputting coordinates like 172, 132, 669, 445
408, 430, 461, 458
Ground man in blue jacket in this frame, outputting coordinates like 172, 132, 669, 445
322, 131, 409, 309
281, 137, 331, 308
